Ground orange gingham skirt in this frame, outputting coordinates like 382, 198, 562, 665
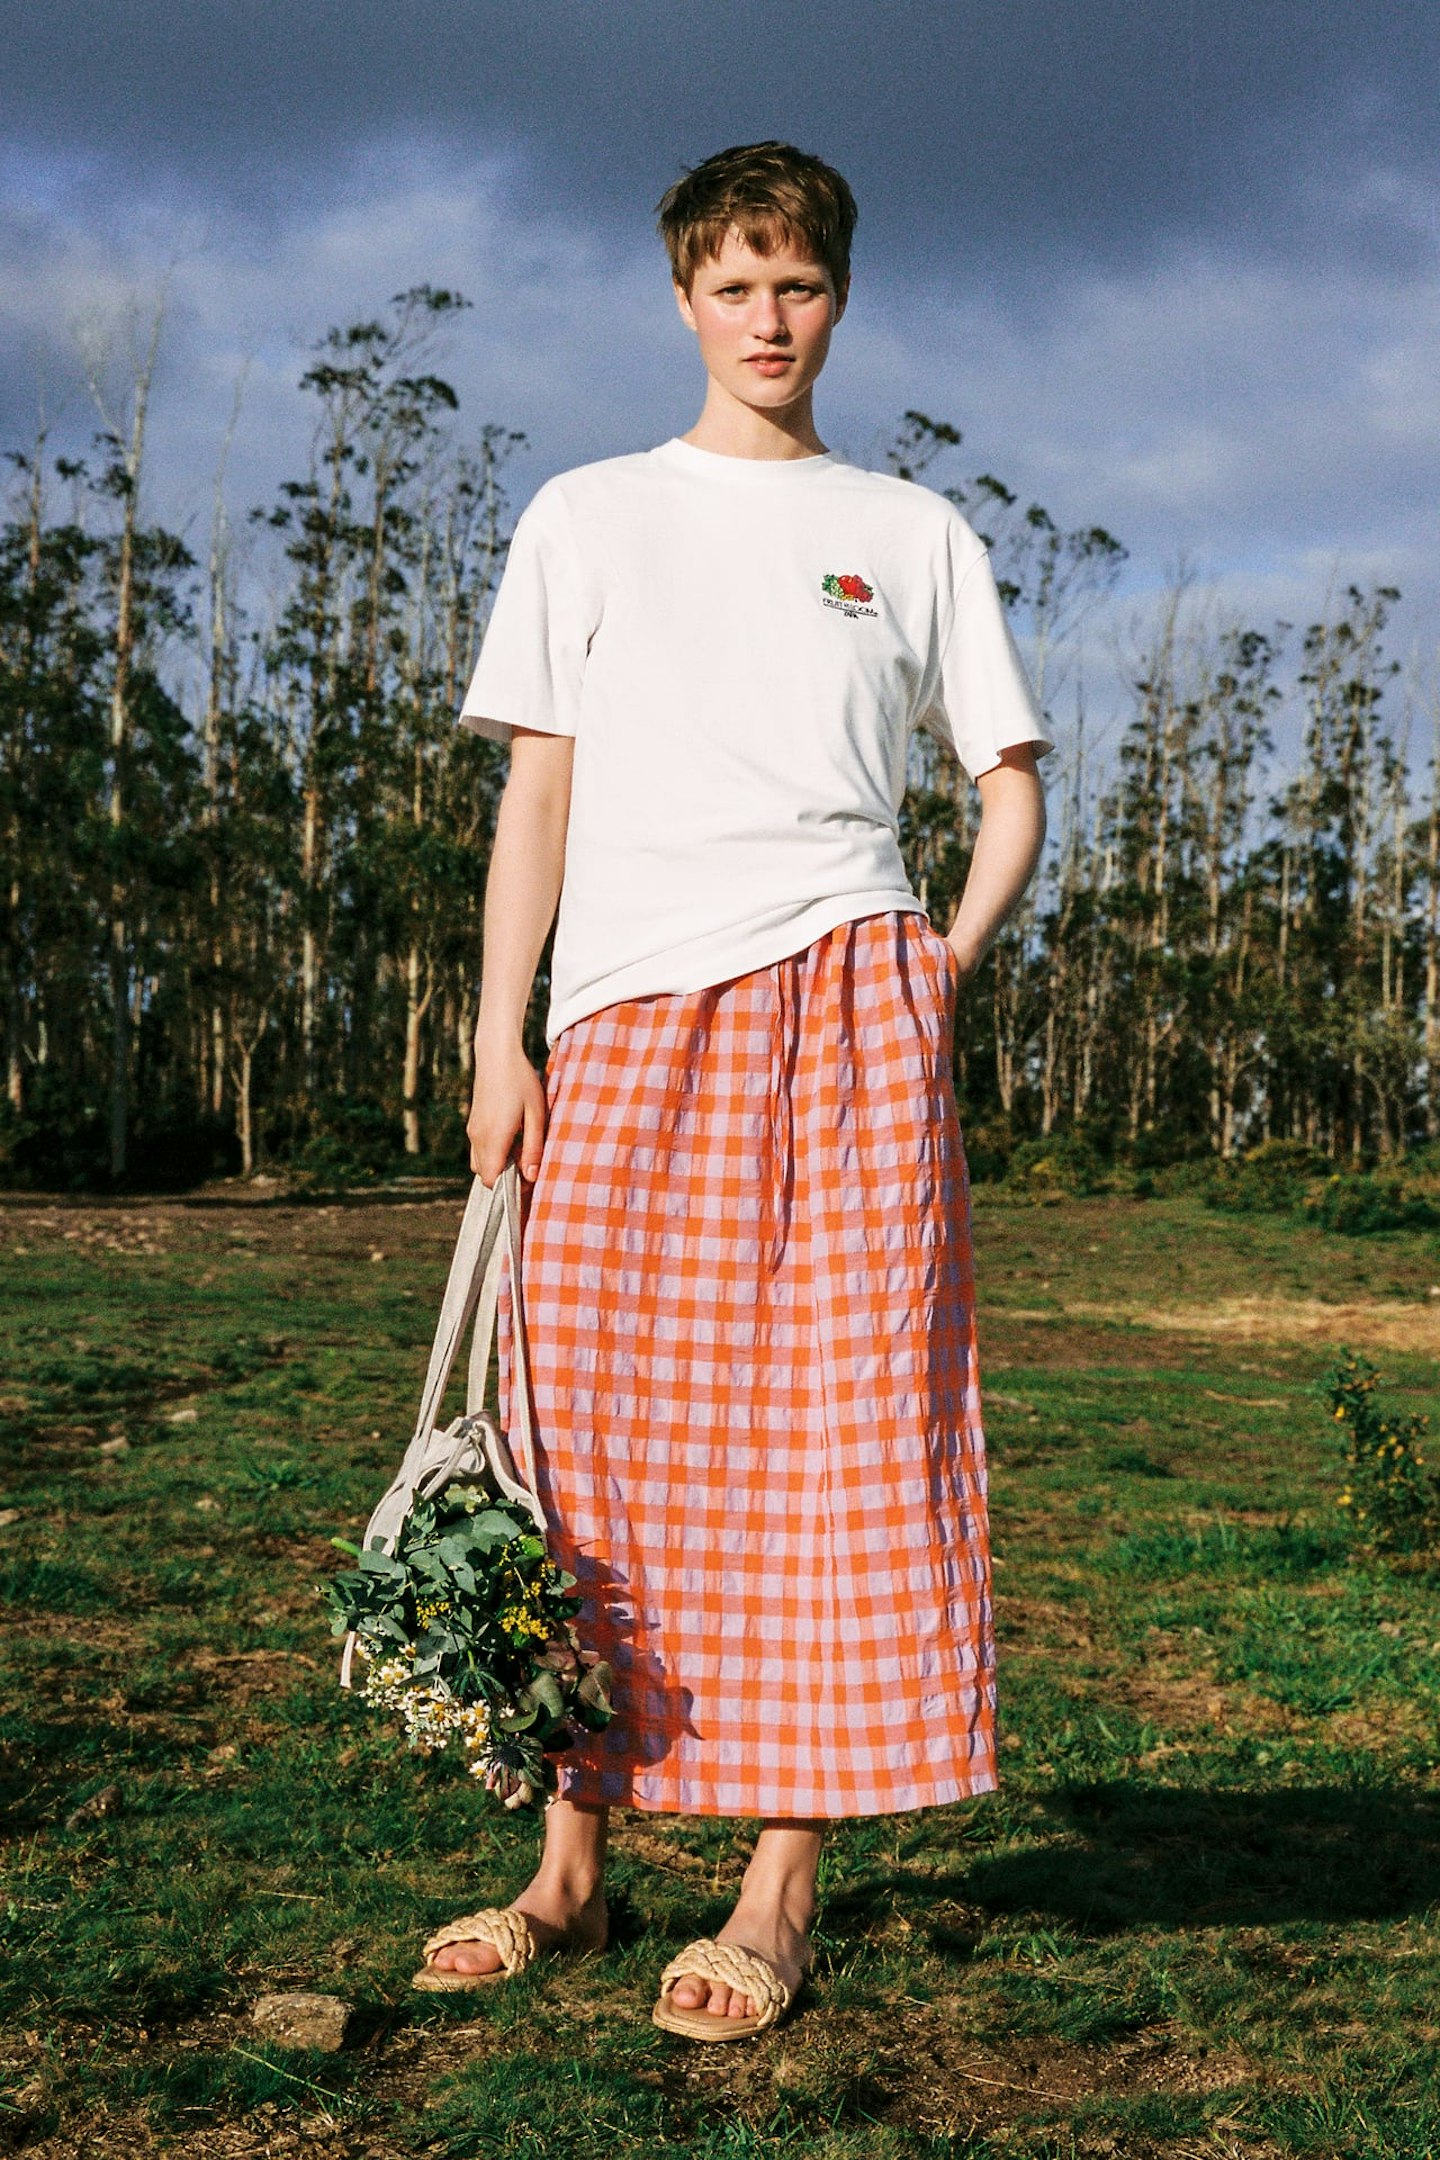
496, 907, 997, 1819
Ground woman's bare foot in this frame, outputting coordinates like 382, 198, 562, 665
428, 1795, 610, 1977
426, 1873, 607, 1975
665, 1821, 821, 2020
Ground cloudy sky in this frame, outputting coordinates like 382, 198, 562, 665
3, 0, 1436, 758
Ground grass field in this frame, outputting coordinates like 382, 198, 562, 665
1, 1185, 1438, 2159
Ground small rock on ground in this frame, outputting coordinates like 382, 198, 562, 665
252, 1991, 352, 2052
64, 1783, 122, 1830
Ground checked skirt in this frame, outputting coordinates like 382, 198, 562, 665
495, 907, 997, 1818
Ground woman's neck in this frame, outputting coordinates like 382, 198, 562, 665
681, 385, 827, 462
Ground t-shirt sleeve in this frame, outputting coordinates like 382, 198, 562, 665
916, 546, 1055, 780
457, 485, 594, 744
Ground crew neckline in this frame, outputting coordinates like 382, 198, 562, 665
655, 436, 840, 480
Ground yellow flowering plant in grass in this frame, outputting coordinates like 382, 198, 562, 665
1326, 1350, 1440, 1555
322, 1484, 614, 1808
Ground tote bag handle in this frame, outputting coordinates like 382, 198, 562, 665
408, 1162, 539, 1502
337, 1164, 542, 1692
356, 1165, 540, 1562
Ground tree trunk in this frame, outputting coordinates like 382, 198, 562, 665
301, 781, 320, 1091
4, 439, 49, 1115
229, 1013, 269, 1178
402, 945, 436, 1155
204, 426, 236, 1124
105, 500, 137, 1179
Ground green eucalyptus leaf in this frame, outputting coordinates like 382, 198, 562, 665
359, 1549, 407, 1578
528, 1673, 565, 1721
469, 1509, 522, 1540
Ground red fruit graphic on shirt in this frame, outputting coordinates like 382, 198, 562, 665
821, 571, 875, 605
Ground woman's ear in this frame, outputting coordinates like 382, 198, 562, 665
674, 279, 697, 333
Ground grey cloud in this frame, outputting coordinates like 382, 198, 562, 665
3, 0, 1438, 277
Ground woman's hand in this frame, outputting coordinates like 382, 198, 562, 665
467, 1029, 548, 1186
944, 938, 984, 995
940, 745, 1048, 981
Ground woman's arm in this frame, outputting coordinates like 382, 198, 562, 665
940, 743, 1048, 988
466, 728, 575, 1184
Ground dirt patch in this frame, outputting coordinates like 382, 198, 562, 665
1114, 1663, 1299, 1749
1068, 1295, 1440, 1354
0, 1193, 466, 1275
609, 1823, 710, 1879
994, 1593, 1096, 1653
186, 1648, 322, 1706
871, 2009, 1283, 2139
633, 1992, 1288, 2151
0, 1611, 152, 1654
985, 1296, 1440, 1361
1321, 1700, 1439, 1751
984, 1320, 1245, 1372
13, 2109, 373, 2159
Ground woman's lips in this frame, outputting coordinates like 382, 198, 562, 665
745, 356, 794, 374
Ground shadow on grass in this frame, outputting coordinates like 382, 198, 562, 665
831, 1781, 1440, 1940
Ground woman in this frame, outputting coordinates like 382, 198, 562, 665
412, 139, 1051, 2041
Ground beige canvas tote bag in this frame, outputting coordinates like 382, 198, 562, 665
337, 1164, 544, 1690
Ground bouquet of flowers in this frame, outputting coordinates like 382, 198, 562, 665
324, 1479, 614, 1808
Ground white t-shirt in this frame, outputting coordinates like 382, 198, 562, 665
459, 435, 1053, 1045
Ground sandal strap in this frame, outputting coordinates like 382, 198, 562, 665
420, 1907, 538, 1976
657, 1937, 792, 2031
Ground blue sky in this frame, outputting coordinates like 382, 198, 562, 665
3, 0, 1436, 766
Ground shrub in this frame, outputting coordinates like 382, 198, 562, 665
1307, 1175, 1440, 1237
412, 1111, 472, 1176
0, 1085, 106, 1191
1004, 1133, 1104, 1198
289, 1096, 403, 1191
958, 1115, 1013, 1185
1325, 1350, 1440, 1554
1147, 1159, 1216, 1199
1202, 1139, 1326, 1216
127, 1112, 240, 1192
0, 1086, 240, 1194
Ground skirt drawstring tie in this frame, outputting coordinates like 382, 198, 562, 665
760, 957, 796, 1275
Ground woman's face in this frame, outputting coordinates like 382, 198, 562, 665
675, 226, 847, 418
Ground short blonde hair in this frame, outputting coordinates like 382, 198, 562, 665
655, 140, 857, 296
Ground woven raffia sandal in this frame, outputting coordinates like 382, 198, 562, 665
651, 1937, 807, 2042
410, 1907, 541, 1991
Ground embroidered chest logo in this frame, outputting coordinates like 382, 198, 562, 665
820, 571, 879, 618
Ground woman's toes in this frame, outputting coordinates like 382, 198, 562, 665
668, 1972, 745, 2016
432, 1939, 502, 1975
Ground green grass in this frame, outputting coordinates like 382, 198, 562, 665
1, 1189, 1438, 2157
